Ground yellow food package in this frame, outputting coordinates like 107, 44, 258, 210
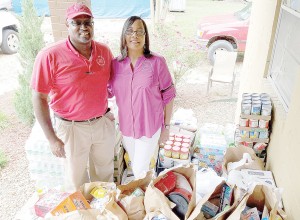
150, 156, 156, 169
90, 186, 107, 199
124, 152, 132, 171
51, 191, 91, 216
124, 152, 156, 170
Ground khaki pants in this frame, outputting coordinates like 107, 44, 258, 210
55, 116, 115, 191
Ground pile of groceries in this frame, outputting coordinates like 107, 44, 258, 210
236, 93, 273, 162
17, 105, 287, 219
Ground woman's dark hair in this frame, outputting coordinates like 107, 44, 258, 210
119, 16, 152, 61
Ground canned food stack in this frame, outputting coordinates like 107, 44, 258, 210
237, 93, 272, 160
241, 93, 272, 116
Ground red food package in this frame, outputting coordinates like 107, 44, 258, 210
34, 189, 70, 217
154, 171, 177, 195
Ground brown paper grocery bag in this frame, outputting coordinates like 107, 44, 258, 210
116, 170, 154, 220
47, 203, 127, 220
227, 184, 287, 220
46, 209, 101, 220
144, 165, 198, 220
222, 146, 264, 177
188, 181, 246, 220
144, 182, 178, 219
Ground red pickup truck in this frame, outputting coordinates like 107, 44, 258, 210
197, 3, 252, 64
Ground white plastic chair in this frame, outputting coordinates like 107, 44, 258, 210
206, 50, 238, 97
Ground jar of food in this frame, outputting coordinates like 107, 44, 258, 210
165, 140, 173, 146
175, 134, 183, 139
181, 143, 190, 149
182, 138, 191, 144
169, 137, 175, 141
164, 145, 172, 158
182, 135, 191, 140
172, 146, 180, 159
175, 137, 182, 143
173, 142, 182, 148
180, 147, 189, 160
169, 132, 175, 138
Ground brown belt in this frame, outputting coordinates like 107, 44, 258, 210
55, 114, 102, 123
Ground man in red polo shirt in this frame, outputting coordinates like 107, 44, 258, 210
31, 3, 115, 191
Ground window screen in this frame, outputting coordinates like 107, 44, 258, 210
269, 5, 300, 109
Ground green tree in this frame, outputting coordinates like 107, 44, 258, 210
14, 0, 45, 125
150, 23, 204, 84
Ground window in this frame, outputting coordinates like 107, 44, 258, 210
269, 4, 300, 110
283, 0, 300, 13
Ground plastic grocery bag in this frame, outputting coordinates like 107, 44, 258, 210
222, 146, 264, 177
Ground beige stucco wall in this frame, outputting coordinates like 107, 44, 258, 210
48, 0, 91, 42
236, 0, 300, 218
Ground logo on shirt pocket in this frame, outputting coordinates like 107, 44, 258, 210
96, 55, 105, 66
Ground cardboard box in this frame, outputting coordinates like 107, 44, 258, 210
114, 160, 125, 175
114, 146, 124, 168
34, 190, 70, 217
114, 168, 124, 185
170, 126, 196, 147
241, 169, 276, 187
50, 191, 91, 216
114, 129, 122, 154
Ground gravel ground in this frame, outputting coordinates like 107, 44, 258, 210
0, 91, 34, 220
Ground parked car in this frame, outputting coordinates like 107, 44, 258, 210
0, 0, 12, 11
197, 2, 252, 64
0, 10, 19, 54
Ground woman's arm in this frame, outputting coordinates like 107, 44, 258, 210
159, 99, 174, 144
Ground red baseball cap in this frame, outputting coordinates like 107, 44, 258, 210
66, 3, 93, 19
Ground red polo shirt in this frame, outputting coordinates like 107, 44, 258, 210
31, 38, 113, 120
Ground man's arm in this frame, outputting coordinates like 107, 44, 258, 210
32, 90, 65, 158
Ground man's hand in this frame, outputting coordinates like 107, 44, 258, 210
159, 128, 170, 144
49, 138, 66, 158
105, 111, 115, 121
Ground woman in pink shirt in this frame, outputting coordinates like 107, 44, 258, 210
109, 16, 176, 178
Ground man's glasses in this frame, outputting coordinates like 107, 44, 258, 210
125, 29, 145, 37
69, 20, 94, 27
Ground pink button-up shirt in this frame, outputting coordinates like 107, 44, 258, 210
110, 54, 176, 139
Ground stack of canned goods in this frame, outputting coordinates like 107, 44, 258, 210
237, 93, 272, 159
241, 93, 272, 116
163, 132, 191, 160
